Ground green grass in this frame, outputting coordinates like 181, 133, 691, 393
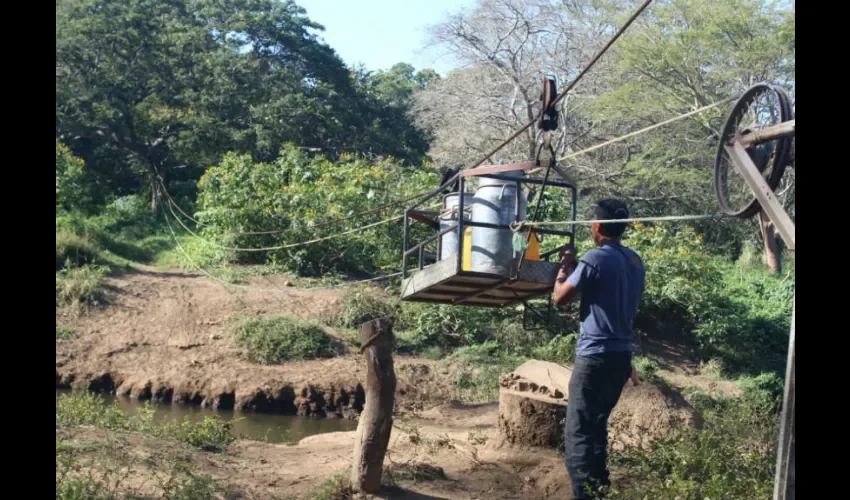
633, 356, 660, 381
310, 474, 354, 500
56, 438, 226, 500
56, 392, 235, 452
56, 326, 76, 341
56, 264, 108, 314
231, 315, 336, 364
608, 386, 780, 500
331, 287, 398, 329
444, 341, 528, 402
56, 229, 100, 271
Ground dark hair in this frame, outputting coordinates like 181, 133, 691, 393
592, 199, 629, 238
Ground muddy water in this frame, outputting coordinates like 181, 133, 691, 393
56, 389, 357, 444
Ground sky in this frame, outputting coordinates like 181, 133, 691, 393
297, 0, 476, 76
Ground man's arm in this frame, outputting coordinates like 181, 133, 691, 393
553, 249, 579, 306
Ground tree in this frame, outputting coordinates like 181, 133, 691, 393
587, 0, 795, 263
414, 0, 617, 167
56, 0, 432, 211
416, 0, 794, 262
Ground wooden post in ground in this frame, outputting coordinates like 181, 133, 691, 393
351, 318, 396, 493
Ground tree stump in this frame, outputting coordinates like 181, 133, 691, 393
498, 362, 569, 450
351, 318, 396, 493
498, 390, 565, 449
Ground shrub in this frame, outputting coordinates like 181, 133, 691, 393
333, 287, 398, 328
633, 356, 659, 381
56, 229, 100, 270
445, 341, 527, 402
56, 140, 90, 213
398, 302, 498, 350
231, 316, 335, 364
56, 326, 75, 342
56, 392, 128, 429
531, 334, 578, 364
739, 372, 785, 414
56, 264, 108, 313
56, 392, 236, 452
176, 416, 235, 452
609, 393, 778, 499
195, 145, 438, 275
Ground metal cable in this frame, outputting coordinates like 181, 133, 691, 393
534, 213, 722, 226
166, 198, 404, 252
467, 0, 654, 170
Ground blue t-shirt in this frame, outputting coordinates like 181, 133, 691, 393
566, 241, 645, 356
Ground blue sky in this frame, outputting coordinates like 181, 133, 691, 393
297, 0, 476, 75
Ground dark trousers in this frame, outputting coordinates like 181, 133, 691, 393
564, 352, 632, 499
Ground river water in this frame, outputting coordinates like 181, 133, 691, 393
56, 389, 357, 444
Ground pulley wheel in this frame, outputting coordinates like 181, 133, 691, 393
714, 83, 793, 219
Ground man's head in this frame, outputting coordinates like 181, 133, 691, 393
590, 199, 629, 245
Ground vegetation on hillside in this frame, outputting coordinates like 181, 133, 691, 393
56, 0, 795, 497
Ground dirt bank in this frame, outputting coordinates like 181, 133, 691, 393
56, 270, 455, 417
58, 402, 571, 499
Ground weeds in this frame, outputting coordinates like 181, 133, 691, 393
332, 286, 398, 328
56, 263, 108, 314
56, 392, 235, 452
633, 356, 660, 381
57, 326, 76, 341
311, 473, 355, 500
445, 341, 527, 402
56, 437, 227, 500
56, 229, 100, 270
231, 315, 335, 364
608, 386, 780, 499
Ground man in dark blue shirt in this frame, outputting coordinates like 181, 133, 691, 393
553, 199, 645, 499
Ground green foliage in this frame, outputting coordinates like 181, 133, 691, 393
57, 0, 433, 211
56, 392, 128, 429
56, 198, 175, 267
56, 326, 76, 342
231, 316, 335, 364
56, 264, 108, 313
56, 140, 89, 213
56, 437, 225, 500
311, 473, 354, 500
56, 392, 235, 452
398, 302, 500, 351
633, 356, 660, 381
739, 372, 785, 414
445, 341, 528, 402
531, 334, 578, 365
624, 224, 793, 376
56, 229, 100, 270
609, 390, 778, 500
196, 146, 438, 275
332, 287, 399, 329
176, 416, 236, 452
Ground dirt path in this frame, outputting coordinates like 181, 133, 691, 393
56, 269, 454, 416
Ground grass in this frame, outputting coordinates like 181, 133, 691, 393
56, 264, 108, 314
56, 229, 100, 270
608, 387, 780, 499
633, 356, 660, 381
231, 315, 336, 364
310, 474, 355, 500
56, 392, 235, 452
331, 286, 398, 329
57, 326, 76, 341
56, 438, 227, 500
444, 341, 528, 402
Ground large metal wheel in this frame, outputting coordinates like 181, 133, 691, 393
714, 83, 793, 219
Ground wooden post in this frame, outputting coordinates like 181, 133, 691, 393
351, 318, 396, 493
